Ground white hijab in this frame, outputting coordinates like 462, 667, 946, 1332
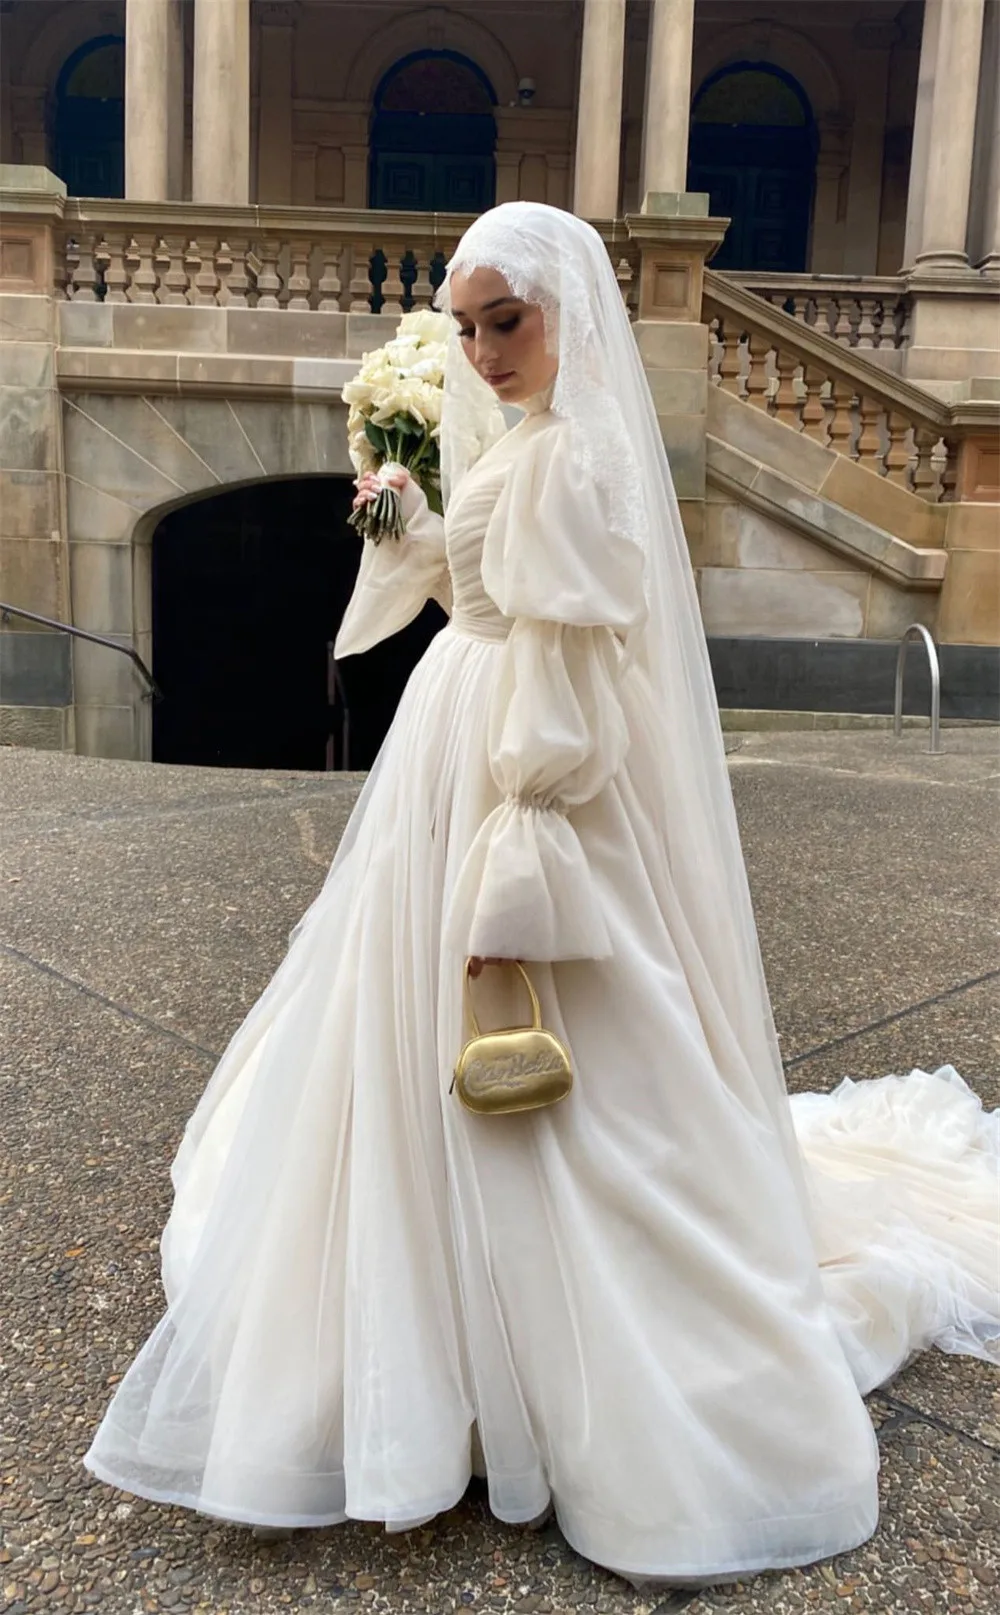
437, 202, 809, 1198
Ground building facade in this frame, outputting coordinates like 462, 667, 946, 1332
1, 1, 998, 766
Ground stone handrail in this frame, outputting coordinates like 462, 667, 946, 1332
702, 268, 995, 503
56, 199, 477, 312
733, 272, 911, 355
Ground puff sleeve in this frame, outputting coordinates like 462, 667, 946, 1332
334, 473, 450, 659
446, 420, 646, 961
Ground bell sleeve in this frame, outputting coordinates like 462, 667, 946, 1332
334, 474, 450, 659
447, 421, 647, 962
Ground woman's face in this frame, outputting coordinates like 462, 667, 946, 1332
449, 267, 557, 405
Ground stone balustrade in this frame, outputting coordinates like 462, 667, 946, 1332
703, 270, 994, 505
736, 274, 912, 360
57, 201, 473, 313
38, 199, 1000, 512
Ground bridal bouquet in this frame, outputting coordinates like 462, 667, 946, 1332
344, 309, 451, 544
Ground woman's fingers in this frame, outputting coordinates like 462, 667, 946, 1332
468, 956, 510, 979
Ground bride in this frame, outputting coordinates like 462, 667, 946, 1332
85, 203, 999, 1586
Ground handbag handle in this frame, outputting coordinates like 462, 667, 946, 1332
463, 959, 542, 1039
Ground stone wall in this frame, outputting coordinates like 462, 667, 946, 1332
0, 167, 73, 749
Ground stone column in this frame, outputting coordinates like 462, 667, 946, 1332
193, 0, 251, 205
640, 0, 696, 207
125, 0, 184, 201
573, 0, 627, 219
257, 1, 297, 204
972, 0, 1000, 273
901, 0, 942, 268
912, 0, 987, 274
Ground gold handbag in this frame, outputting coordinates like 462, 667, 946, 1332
452, 960, 573, 1116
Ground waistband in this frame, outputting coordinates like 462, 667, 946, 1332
448, 611, 510, 644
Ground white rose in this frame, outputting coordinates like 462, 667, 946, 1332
398, 309, 452, 345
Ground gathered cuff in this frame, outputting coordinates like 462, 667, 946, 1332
445, 796, 612, 962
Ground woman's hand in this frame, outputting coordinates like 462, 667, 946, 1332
352, 467, 409, 513
468, 956, 511, 979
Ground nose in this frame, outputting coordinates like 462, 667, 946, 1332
474, 329, 500, 371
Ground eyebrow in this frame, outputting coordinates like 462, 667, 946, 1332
451, 296, 520, 319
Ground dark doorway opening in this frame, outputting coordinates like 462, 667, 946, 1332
370, 50, 497, 213
688, 63, 816, 272
152, 478, 445, 772
55, 35, 125, 198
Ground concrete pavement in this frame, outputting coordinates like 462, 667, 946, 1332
2, 730, 998, 1615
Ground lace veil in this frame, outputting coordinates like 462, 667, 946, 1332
436, 202, 805, 1181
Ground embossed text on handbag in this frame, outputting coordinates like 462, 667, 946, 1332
452, 960, 573, 1116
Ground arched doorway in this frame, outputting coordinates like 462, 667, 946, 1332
688, 64, 816, 272
151, 478, 445, 771
370, 50, 497, 213
55, 35, 125, 198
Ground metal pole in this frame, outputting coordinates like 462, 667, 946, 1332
894, 622, 942, 754
0, 600, 162, 701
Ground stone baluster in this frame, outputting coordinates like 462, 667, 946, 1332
715, 320, 744, 397
349, 243, 375, 313
381, 252, 406, 315
185, 241, 219, 305
254, 240, 283, 310
883, 414, 913, 487
410, 247, 436, 309
286, 243, 313, 313
771, 352, 801, 430
834, 298, 855, 347
855, 396, 884, 471
103, 237, 130, 303
743, 333, 771, 411
157, 237, 189, 305
911, 427, 940, 500
614, 257, 634, 314
215, 240, 251, 307
317, 244, 345, 312
855, 298, 878, 350
827, 381, 856, 461
800, 367, 829, 443
126, 236, 159, 304
69, 236, 99, 302
811, 294, 834, 340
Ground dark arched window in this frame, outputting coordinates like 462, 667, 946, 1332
370, 51, 496, 214
688, 63, 816, 272
55, 35, 125, 198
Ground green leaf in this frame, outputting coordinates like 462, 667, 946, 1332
364, 420, 387, 453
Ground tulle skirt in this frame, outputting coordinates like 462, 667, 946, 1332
85, 622, 999, 1581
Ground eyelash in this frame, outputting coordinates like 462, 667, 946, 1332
458, 316, 520, 340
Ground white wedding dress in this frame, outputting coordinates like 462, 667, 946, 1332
85, 398, 999, 1582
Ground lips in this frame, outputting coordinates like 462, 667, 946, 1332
484, 372, 515, 387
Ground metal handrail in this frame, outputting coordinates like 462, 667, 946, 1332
894, 623, 942, 755
0, 601, 162, 701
